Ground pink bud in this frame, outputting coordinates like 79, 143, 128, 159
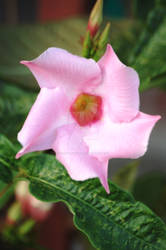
87, 0, 103, 37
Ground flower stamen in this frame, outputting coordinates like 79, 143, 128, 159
70, 93, 102, 126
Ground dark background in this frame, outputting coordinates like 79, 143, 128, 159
0, 0, 132, 24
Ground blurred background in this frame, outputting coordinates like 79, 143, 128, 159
0, 0, 166, 249
0, 0, 132, 24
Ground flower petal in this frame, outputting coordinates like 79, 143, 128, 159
53, 124, 109, 193
84, 112, 161, 161
97, 44, 140, 122
16, 87, 70, 158
21, 48, 102, 95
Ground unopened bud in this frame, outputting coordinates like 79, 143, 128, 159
82, 31, 92, 58
93, 22, 111, 61
87, 0, 103, 37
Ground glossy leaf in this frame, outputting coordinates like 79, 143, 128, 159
18, 153, 166, 250
1, 134, 166, 249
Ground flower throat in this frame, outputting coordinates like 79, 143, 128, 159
70, 93, 102, 126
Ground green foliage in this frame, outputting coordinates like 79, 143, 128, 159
0, 7, 166, 249
0, 135, 166, 250
0, 181, 14, 209
112, 161, 139, 191
0, 135, 16, 207
0, 162, 13, 184
0, 83, 36, 143
133, 0, 155, 20
19, 154, 166, 250
110, 20, 142, 65
82, 31, 92, 58
92, 22, 111, 61
133, 172, 166, 223
129, 7, 166, 64
129, 5, 166, 91
0, 133, 17, 167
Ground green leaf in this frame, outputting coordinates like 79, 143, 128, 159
0, 134, 17, 167
0, 181, 14, 209
0, 134, 16, 207
112, 161, 139, 191
110, 20, 142, 65
0, 83, 36, 143
0, 162, 13, 183
133, 0, 155, 20
17, 153, 166, 250
129, 6, 166, 91
133, 171, 166, 222
129, 7, 166, 64
1, 134, 166, 249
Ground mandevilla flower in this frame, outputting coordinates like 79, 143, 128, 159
16, 44, 160, 193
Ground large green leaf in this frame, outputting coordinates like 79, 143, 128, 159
1, 135, 166, 249
17, 153, 166, 250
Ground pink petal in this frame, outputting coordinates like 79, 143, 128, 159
53, 124, 109, 193
97, 44, 140, 122
16, 87, 70, 158
21, 48, 102, 96
84, 112, 161, 161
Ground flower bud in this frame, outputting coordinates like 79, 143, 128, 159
82, 31, 92, 58
87, 0, 103, 37
93, 22, 111, 61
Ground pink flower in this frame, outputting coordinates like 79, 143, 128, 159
16, 44, 160, 193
